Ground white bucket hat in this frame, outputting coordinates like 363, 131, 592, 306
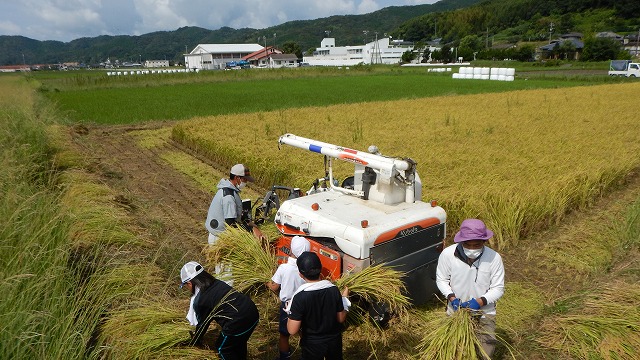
180, 261, 204, 288
291, 236, 310, 258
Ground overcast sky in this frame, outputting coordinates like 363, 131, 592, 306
0, 0, 439, 42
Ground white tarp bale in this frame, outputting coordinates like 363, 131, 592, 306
481, 74, 490, 80
473, 67, 482, 75
452, 73, 460, 79
490, 67, 499, 75
506, 68, 516, 76
498, 68, 507, 76
490, 74, 499, 80
506, 75, 515, 81
498, 75, 507, 81
481, 67, 490, 75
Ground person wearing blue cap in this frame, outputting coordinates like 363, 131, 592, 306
180, 261, 259, 360
435, 218, 505, 358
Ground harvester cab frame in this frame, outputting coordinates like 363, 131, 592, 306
271, 133, 447, 308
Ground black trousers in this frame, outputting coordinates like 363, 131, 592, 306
300, 335, 343, 360
214, 322, 258, 360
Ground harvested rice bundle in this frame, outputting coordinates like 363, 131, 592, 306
538, 282, 640, 360
336, 264, 410, 318
202, 226, 277, 292
415, 309, 490, 360
100, 299, 205, 359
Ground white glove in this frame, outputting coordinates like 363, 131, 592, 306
342, 296, 351, 312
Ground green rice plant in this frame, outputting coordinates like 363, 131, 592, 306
43, 69, 603, 125
415, 309, 490, 360
495, 282, 544, 336
538, 282, 640, 360
202, 226, 277, 292
621, 197, 640, 249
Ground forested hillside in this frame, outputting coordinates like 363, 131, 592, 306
0, 0, 479, 66
394, 0, 640, 44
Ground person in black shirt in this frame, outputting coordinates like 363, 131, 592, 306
180, 261, 259, 360
286, 252, 350, 360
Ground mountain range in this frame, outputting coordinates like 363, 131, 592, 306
1, 0, 638, 66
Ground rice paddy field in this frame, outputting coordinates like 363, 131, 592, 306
2, 66, 640, 360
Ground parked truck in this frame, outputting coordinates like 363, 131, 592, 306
609, 60, 640, 77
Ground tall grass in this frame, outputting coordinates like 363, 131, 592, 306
0, 75, 108, 359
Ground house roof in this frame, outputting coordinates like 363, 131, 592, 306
242, 46, 281, 61
191, 44, 264, 54
596, 31, 623, 40
270, 54, 298, 61
539, 38, 584, 51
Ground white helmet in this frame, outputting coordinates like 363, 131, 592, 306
180, 261, 204, 288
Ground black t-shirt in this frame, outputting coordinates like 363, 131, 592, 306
191, 279, 259, 345
288, 285, 344, 344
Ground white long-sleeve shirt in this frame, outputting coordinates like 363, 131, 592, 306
436, 243, 505, 315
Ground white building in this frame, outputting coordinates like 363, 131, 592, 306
185, 44, 265, 70
303, 37, 416, 66
145, 60, 169, 68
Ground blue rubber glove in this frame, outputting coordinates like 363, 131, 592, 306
460, 298, 482, 310
450, 298, 461, 311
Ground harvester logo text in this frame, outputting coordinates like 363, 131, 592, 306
399, 226, 420, 237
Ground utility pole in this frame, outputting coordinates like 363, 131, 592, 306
363, 30, 368, 44
273, 33, 277, 50
434, 19, 437, 38
486, 27, 489, 49
549, 22, 554, 43
263, 35, 267, 68
637, 28, 640, 58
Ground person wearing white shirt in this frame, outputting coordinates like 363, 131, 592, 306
436, 218, 505, 358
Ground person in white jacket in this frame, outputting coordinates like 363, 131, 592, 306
436, 218, 505, 358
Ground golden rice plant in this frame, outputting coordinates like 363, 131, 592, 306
538, 282, 640, 360
202, 226, 277, 293
172, 83, 640, 249
415, 309, 490, 360
59, 170, 145, 247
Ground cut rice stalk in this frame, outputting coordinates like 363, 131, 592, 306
415, 309, 490, 360
202, 226, 277, 292
336, 263, 410, 316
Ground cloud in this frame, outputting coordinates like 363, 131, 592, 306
0, 0, 440, 42
0, 20, 21, 36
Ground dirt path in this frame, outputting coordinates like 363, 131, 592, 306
72, 122, 213, 270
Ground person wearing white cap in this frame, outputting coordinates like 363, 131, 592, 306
180, 261, 259, 359
205, 163, 265, 244
266, 236, 311, 360
436, 218, 505, 358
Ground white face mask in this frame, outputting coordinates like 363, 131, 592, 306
463, 247, 483, 259
237, 181, 246, 190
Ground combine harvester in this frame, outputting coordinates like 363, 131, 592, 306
262, 134, 447, 313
